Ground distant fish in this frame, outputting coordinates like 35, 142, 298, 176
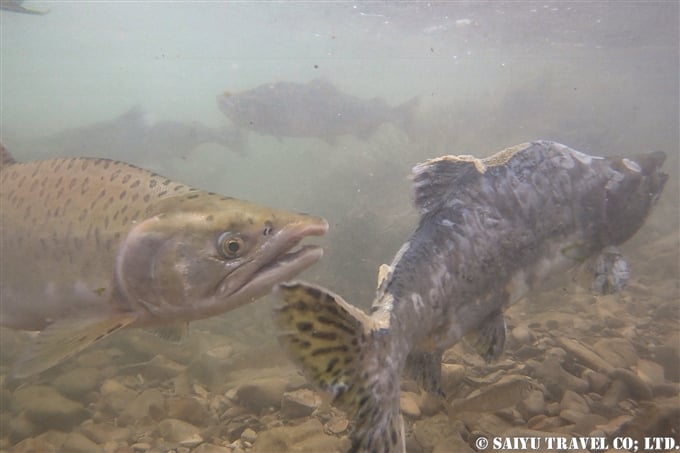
216, 78, 418, 143
0, 0, 48, 15
0, 143, 328, 377
25, 106, 245, 167
274, 141, 667, 452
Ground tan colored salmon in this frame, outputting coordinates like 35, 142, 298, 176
0, 143, 327, 377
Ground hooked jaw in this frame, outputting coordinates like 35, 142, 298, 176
217, 216, 329, 307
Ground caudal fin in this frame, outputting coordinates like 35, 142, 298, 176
273, 281, 405, 453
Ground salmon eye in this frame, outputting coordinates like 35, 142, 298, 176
217, 233, 245, 259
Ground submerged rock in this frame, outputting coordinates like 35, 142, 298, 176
251, 418, 349, 453
235, 377, 288, 413
157, 418, 203, 447
12, 385, 89, 431
281, 389, 321, 419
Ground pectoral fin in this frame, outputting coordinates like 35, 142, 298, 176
463, 309, 506, 362
11, 313, 137, 378
148, 322, 189, 343
404, 349, 444, 395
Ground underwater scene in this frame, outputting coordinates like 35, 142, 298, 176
1, 1, 678, 452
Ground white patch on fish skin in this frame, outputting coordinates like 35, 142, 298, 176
440, 218, 455, 228
409, 292, 426, 313
622, 158, 642, 173
569, 149, 594, 164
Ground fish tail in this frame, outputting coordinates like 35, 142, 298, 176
274, 281, 405, 453
1, 142, 16, 168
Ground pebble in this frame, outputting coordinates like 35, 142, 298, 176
280, 389, 321, 419
11, 385, 89, 431
52, 367, 102, 400
511, 325, 533, 345
325, 416, 349, 435
440, 363, 466, 394
192, 444, 231, 453
593, 338, 638, 369
62, 432, 103, 453
119, 388, 166, 426
636, 359, 666, 386
400, 391, 422, 418
241, 428, 258, 443
560, 390, 589, 413
167, 396, 209, 426
235, 377, 288, 412
517, 390, 545, 420
609, 368, 653, 400
557, 337, 613, 374
413, 414, 458, 452
250, 418, 349, 453
158, 418, 203, 447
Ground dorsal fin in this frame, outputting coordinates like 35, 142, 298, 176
1, 143, 17, 168
411, 155, 484, 214
411, 143, 533, 215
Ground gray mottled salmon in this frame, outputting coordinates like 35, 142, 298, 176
274, 141, 667, 453
0, 143, 328, 377
217, 78, 418, 143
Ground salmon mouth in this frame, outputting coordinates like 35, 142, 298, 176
219, 218, 328, 302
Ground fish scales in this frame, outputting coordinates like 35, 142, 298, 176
274, 141, 667, 453
1, 143, 328, 377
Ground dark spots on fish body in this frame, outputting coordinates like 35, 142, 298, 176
162, 179, 172, 186
104, 216, 110, 229
186, 193, 199, 200
149, 179, 158, 189
143, 194, 151, 203
157, 191, 168, 198
81, 161, 89, 171
122, 174, 131, 184
119, 190, 127, 200
174, 184, 185, 192
109, 169, 122, 182
290, 337, 312, 349
23, 206, 31, 220
325, 357, 339, 373
316, 315, 356, 335
312, 330, 338, 341
311, 345, 349, 356
102, 160, 111, 169
130, 193, 139, 203
205, 214, 214, 222
132, 210, 141, 221
247, 218, 254, 225
297, 321, 313, 332
80, 177, 90, 194
130, 179, 141, 189
220, 196, 233, 201
79, 209, 88, 222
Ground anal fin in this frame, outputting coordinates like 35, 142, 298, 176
11, 313, 137, 378
463, 309, 506, 362
148, 322, 189, 343
404, 349, 444, 395
273, 281, 371, 403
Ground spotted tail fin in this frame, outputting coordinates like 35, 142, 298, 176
273, 281, 405, 453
